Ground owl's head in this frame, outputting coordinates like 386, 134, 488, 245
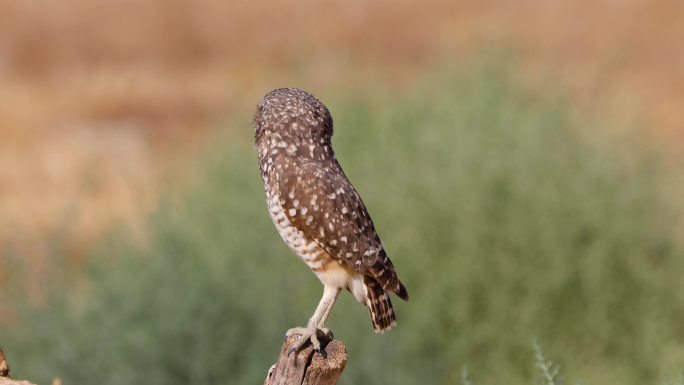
254, 88, 333, 148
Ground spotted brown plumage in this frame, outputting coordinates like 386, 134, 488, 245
254, 88, 408, 349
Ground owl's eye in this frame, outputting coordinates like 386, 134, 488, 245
254, 105, 265, 126
255, 105, 264, 119
254, 107, 266, 142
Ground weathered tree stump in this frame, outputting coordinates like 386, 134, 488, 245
0, 378, 36, 385
0, 348, 9, 378
0, 348, 37, 385
264, 335, 347, 385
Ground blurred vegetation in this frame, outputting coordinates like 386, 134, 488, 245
3, 65, 684, 385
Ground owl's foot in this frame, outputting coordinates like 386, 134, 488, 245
286, 325, 333, 353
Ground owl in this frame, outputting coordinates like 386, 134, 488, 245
254, 88, 408, 352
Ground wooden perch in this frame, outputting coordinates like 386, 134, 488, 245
0, 336, 348, 385
0, 348, 9, 378
0, 378, 36, 385
264, 335, 347, 385
0, 348, 37, 385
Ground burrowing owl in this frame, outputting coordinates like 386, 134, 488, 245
254, 88, 408, 352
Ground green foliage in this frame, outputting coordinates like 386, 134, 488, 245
3, 65, 684, 385
462, 366, 475, 385
534, 341, 564, 385
663, 372, 684, 385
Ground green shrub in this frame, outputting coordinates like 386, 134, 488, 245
3, 65, 683, 385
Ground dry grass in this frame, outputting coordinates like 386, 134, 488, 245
0, 0, 682, 256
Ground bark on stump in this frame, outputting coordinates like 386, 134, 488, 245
0, 348, 37, 385
264, 335, 347, 385
0, 378, 36, 385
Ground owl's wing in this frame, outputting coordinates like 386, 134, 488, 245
278, 161, 407, 299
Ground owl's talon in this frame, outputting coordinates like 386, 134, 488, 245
318, 327, 333, 340
286, 325, 331, 353
285, 327, 309, 338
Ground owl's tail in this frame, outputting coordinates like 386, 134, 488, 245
364, 276, 397, 333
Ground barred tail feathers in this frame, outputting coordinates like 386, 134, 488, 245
368, 250, 409, 302
396, 281, 409, 301
364, 276, 397, 333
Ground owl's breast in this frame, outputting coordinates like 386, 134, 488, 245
266, 188, 331, 271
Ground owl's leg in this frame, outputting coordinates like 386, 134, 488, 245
315, 290, 338, 338
287, 285, 340, 353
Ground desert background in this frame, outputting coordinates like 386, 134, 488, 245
1, 1, 684, 384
